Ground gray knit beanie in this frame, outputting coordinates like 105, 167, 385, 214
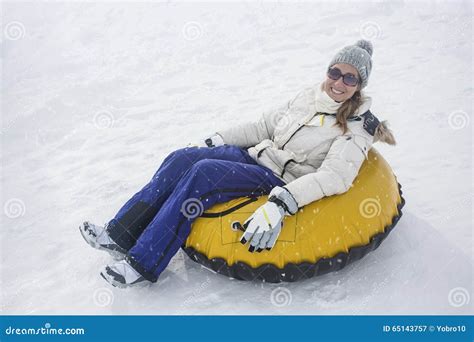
328, 40, 373, 89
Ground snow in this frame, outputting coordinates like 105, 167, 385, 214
1, 1, 472, 315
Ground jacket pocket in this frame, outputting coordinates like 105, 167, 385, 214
284, 160, 318, 179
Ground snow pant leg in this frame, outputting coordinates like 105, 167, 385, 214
126, 159, 286, 282
106, 145, 257, 250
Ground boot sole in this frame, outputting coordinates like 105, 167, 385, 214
100, 267, 147, 289
79, 224, 127, 261
100, 271, 127, 288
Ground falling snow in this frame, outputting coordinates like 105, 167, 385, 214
1, 1, 471, 315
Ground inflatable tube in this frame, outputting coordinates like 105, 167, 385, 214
182, 148, 405, 283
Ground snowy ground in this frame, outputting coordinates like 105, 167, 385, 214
1, 1, 472, 315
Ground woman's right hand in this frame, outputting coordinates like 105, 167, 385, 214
186, 134, 224, 148
204, 134, 224, 147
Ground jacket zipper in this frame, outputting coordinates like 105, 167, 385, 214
279, 112, 326, 177
281, 112, 321, 149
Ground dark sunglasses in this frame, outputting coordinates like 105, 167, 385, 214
327, 67, 359, 87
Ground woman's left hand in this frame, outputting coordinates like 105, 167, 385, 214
240, 201, 286, 252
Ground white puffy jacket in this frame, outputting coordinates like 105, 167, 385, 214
215, 82, 389, 209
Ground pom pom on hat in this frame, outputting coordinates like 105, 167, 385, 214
356, 39, 373, 56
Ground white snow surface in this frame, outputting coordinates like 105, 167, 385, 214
1, 1, 472, 315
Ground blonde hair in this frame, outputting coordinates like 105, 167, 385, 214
334, 90, 363, 135
333, 90, 396, 145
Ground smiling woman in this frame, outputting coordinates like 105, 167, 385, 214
322, 39, 377, 136
325, 64, 361, 101
80, 39, 400, 288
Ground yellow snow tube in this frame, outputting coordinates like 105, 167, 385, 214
183, 148, 405, 283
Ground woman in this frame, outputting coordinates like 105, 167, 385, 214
80, 39, 396, 288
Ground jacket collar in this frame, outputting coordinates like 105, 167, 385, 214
314, 82, 372, 117
314, 82, 343, 114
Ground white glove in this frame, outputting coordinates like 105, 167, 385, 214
239, 186, 298, 252
187, 134, 224, 148
204, 134, 224, 147
239, 201, 285, 252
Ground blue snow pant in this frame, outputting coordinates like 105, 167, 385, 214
106, 145, 286, 282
